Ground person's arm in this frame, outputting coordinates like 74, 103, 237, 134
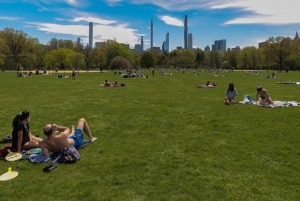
69, 125, 75, 136
17, 131, 23, 152
53, 124, 70, 133
41, 142, 50, 157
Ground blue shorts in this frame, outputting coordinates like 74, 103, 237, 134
69, 129, 83, 148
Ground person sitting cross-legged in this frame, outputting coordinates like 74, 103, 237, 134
41, 118, 97, 157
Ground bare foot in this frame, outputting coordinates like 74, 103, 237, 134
90, 137, 97, 142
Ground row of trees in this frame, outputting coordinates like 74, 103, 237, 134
1, 27, 300, 70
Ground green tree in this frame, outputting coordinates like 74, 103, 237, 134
263, 36, 292, 69
195, 48, 205, 66
105, 40, 133, 67
0, 37, 6, 67
237, 49, 249, 69
66, 52, 85, 69
0, 28, 35, 69
81, 45, 96, 69
44, 48, 74, 69
110, 56, 131, 69
175, 49, 195, 68
140, 51, 156, 68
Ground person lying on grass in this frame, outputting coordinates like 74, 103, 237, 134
206, 81, 217, 87
41, 118, 97, 157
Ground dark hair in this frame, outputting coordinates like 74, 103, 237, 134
228, 83, 234, 92
257, 86, 263, 92
12, 110, 30, 128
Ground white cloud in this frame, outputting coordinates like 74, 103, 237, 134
159, 15, 184, 27
211, 0, 300, 25
27, 19, 139, 47
107, 0, 300, 25
70, 17, 116, 25
0, 16, 20, 21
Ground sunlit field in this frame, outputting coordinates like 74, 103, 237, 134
1, 69, 300, 201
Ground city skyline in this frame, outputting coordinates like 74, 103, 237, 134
0, 0, 299, 51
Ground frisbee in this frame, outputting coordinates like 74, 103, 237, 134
5, 150, 22, 161
0, 168, 19, 181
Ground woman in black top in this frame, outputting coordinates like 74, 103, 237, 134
12, 110, 43, 152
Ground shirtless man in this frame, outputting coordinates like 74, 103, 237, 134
41, 118, 97, 157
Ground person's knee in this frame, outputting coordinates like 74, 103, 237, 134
78, 118, 86, 122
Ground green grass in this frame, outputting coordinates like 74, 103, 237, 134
1, 70, 300, 201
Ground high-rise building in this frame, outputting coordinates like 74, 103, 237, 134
204, 45, 210, 51
258, 42, 266, 48
153, 47, 161, 52
188, 33, 193, 50
151, 19, 153, 49
77, 38, 81, 46
95, 42, 103, 47
232, 46, 241, 51
212, 39, 226, 52
141, 36, 144, 52
135, 44, 142, 53
295, 31, 299, 40
184, 15, 188, 50
89, 22, 93, 48
162, 33, 169, 53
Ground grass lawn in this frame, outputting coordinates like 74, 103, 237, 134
0, 69, 300, 201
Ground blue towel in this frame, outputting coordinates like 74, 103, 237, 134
29, 154, 51, 163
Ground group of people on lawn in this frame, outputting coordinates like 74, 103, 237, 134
10, 82, 273, 156
11, 111, 97, 157
224, 83, 273, 105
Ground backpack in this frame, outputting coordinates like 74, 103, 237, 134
58, 146, 81, 163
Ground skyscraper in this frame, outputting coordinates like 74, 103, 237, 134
212, 39, 226, 52
204, 45, 210, 51
162, 33, 169, 53
151, 19, 153, 49
184, 15, 188, 50
89, 22, 93, 48
188, 33, 193, 50
166, 33, 169, 53
141, 36, 144, 52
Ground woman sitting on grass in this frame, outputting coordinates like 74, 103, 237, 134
256, 86, 274, 105
12, 110, 43, 153
224, 82, 238, 105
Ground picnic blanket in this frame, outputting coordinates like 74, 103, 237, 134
277, 81, 300, 84
30, 140, 92, 163
239, 95, 300, 108
255, 101, 300, 108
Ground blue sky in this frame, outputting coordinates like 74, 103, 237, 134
0, 0, 299, 51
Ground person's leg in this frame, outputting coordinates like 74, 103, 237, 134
31, 135, 43, 144
76, 118, 97, 142
267, 97, 274, 104
22, 141, 39, 150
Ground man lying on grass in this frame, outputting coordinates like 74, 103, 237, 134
41, 118, 97, 157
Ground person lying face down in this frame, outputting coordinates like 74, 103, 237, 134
41, 118, 97, 157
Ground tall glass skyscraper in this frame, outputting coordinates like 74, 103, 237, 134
184, 15, 188, 50
89, 22, 93, 48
